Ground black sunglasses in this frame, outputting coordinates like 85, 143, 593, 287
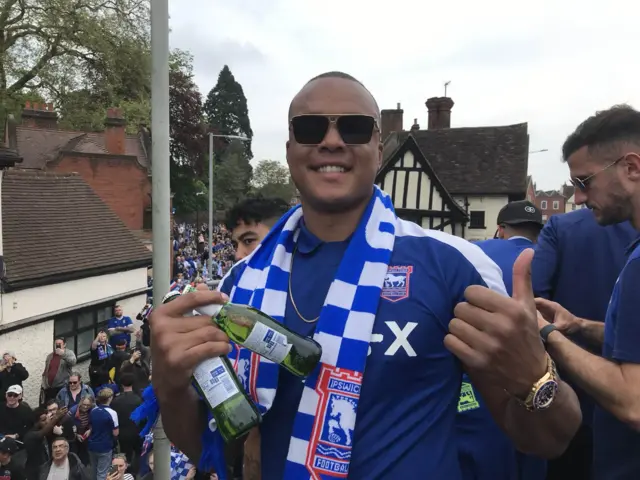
290, 114, 379, 145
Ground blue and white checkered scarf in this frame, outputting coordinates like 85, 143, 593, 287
226, 185, 397, 479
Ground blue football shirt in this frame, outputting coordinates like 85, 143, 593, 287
593, 239, 640, 480
107, 315, 133, 348
87, 404, 118, 453
221, 219, 507, 479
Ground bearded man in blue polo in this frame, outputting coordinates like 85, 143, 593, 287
146, 72, 581, 479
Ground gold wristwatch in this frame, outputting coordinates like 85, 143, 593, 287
515, 353, 559, 411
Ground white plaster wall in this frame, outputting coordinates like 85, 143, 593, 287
456, 195, 509, 241
0, 293, 147, 406
1, 320, 53, 406
1, 268, 148, 327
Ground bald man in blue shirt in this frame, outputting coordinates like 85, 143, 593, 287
147, 72, 581, 480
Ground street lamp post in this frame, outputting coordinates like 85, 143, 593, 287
150, 0, 171, 476
207, 133, 249, 279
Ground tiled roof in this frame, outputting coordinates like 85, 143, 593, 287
14, 126, 149, 170
2, 169, 152, 289
383, 123, 529, 195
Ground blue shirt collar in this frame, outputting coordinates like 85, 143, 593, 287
297, 220, 323, 254
296, 220, 352, 254
626, 235, 640, 256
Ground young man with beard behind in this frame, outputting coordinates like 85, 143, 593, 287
535, 105, 640, 479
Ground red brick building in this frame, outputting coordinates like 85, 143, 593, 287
5, 103, 151, 232
525, 175, 536, 203
534, 189, 566, 222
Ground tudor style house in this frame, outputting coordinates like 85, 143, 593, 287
4, 102, 152, 233
376, 98, 529, 240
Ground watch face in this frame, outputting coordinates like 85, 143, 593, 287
533, 380, 558, 410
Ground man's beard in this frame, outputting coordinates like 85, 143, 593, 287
592, 186, 633, 226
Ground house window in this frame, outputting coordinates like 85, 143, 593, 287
553, 201, 560, 210
469, 211, 485, 229
143, 208, 152, 230
54, 304, 115, 360
540, 200, 547, 209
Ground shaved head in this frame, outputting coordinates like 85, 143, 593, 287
288, 71, 380, 120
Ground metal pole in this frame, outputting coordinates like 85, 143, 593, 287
150, 0, 171, 476
208, 133, 214, 279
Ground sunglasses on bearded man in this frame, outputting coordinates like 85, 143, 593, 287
290, 114, 379, 145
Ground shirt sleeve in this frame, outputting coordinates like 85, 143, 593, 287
611, 257, 640, 363
123, 316, 133, 327
107, 317, 116, 329
531, 217, 559, 299
107, 407, 119, 429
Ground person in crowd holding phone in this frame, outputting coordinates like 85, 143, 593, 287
42, 339, 77, 403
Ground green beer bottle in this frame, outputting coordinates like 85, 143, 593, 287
191, 355, 261, 442
195, 300, 323, 378
162, 287, 261, 442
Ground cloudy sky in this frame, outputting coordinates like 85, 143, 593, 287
169, 0, 638, 191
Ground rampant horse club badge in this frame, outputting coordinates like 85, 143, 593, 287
307, 366, 362, 479
381, 265, 413, 302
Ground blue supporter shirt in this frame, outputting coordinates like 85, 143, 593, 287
456, 237, 546, 480
87, 404, 118, 453
531, 209, 638, 425
593, 239, 640, 480
107, 316, 133, 348
220, 219, 507, 479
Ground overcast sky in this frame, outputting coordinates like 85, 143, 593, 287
168, 0, 638, 191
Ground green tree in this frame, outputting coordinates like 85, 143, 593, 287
252, 159, 296, 202
168, 50, 208, 214
204, 65, 253, 159
212, 141, 252, 209
0, 0, 150, 129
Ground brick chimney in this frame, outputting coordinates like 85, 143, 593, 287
410, 118, 420, 132
426, 97, 455, 130
104, 107, 126, 155
380, 103, 404, 141
21, 101, 58, 129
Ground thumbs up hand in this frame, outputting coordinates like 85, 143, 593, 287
444, 249, 548, 398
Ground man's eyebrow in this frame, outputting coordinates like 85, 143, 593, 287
237, 231, 258, 241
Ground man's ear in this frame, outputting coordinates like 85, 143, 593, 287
624, 153, 640, 182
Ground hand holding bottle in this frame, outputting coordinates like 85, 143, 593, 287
150, 290, 232, 402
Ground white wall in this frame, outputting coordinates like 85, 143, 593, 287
456, 195, 509, 241
0, 267, 148, 406
1, 267, 148, 327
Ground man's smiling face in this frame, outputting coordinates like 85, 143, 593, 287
286, 76, 382, 213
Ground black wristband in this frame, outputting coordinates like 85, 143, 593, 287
540, 324, 558, 344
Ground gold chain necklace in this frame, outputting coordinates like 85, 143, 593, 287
288, 244, 320, 323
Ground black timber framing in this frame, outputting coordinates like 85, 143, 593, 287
376, 134, 468, 232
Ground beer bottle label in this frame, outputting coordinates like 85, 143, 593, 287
193, 357, 240, 408
244, 322, 293, 364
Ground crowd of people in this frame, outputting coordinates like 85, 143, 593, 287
0, 304, 221, 480
171, 223, 235, 286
